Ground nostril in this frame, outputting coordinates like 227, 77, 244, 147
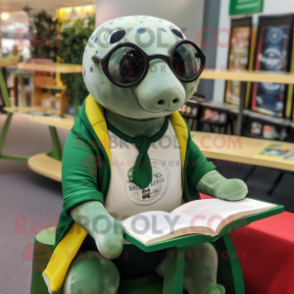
157, 100, 165, 105
173, 98, 180, 104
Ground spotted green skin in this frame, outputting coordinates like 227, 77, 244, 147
82, 15, 199, 120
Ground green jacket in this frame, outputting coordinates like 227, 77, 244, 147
44, 95, 215, 293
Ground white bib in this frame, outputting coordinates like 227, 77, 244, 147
105, 120, 182, 221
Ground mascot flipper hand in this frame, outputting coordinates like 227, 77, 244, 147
43, 15, 248, 294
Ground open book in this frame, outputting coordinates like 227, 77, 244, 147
121, 198, 277, 245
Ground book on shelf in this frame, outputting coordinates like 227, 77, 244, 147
250, 14, 294, 118
225, 17, 252, 106
121, 198, 280, 246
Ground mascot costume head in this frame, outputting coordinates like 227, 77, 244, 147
82, 15, 203, 120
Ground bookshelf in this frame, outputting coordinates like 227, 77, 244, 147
200, 69, 294, 135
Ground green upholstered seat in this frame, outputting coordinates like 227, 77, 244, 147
30, 227, 245, 294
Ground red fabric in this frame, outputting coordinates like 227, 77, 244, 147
200, 194, 294, 294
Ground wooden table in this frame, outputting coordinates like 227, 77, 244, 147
191, 131, 294, 172
28, 114, 74, 130
17, 62, 82, 74
27, 113, 73, 181
2, 106, 74, 181
0, 60, 28, 162
0, 62, 81, 172
0, 60, 18, 67
23, 126, 294, 182
21, 111, 73, 181
4, 106, 74, 129
28, 153, 63, 182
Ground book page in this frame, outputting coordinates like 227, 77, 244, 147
171, 198, 276, 232
121, 210, 190, 243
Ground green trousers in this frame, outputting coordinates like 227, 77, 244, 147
63, 237, 225, 294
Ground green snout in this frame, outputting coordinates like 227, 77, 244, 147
134, 61, 185, 113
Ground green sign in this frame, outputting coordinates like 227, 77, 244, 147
229, 0, 264, 15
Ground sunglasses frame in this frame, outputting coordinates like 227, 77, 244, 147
91, 39, 206, 88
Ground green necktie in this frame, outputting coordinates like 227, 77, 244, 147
133, 136, 153, 189
107, 119, 168, 189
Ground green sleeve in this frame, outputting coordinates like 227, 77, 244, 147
62, 122, 105, 215
186, 139, 216, 188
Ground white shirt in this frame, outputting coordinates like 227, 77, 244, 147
105, 120, 182, 221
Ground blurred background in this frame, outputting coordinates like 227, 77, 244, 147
1, 1, 294, 293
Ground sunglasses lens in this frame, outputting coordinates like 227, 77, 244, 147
172, 43, 202, 80
108, 46, 145, 85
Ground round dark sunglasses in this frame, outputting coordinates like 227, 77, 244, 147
91, 39, 206, 88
